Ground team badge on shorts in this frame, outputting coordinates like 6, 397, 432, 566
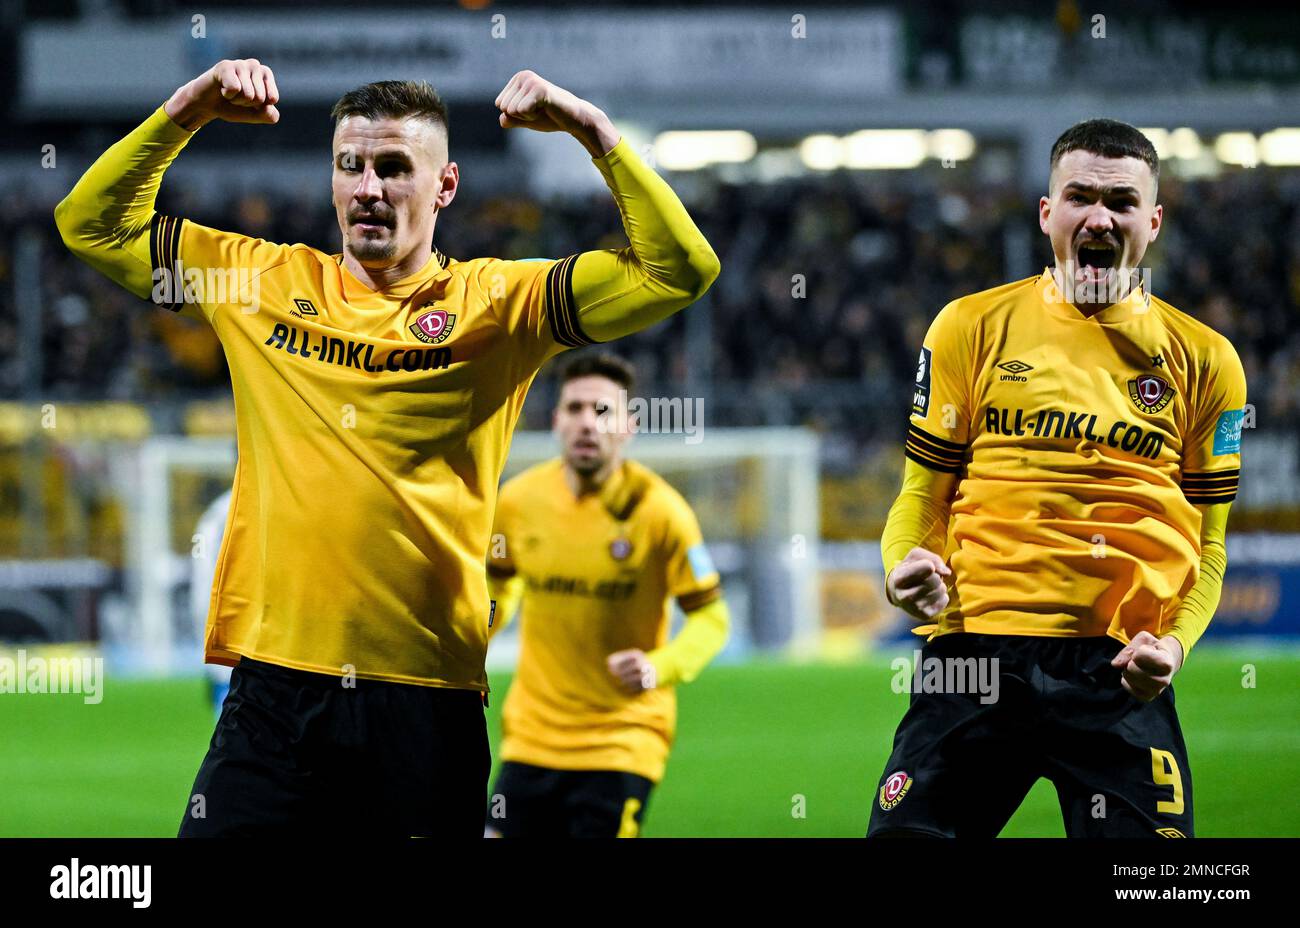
878, 770, 913, 811
410, 306, 456, 344
1128, 374, 1174, 414
610, 538, 633, 560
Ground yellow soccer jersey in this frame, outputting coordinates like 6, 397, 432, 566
164, 225, 577, 689
905, 270, 1246, 641
56, 106, 719, 692
488, 459, 721, 782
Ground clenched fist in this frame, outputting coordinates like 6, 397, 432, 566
1111, 630, 1184, 702
607, 649, 657, 695
165, 59, 281, 131
886, 547, 952, 622
494, 70, 619, 158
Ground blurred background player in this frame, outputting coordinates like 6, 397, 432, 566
871, 119, 1246, 838
485, 354, 729, 837
54, 58, 719, 836
190, 488, 233, 717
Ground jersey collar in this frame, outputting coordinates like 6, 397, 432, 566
1036, 267, 1150, 324
335, 247, 451, 303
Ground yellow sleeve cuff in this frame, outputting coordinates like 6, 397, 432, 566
647, 597, 729, 687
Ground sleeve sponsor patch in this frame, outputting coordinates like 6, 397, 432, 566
911, 347, 932, 417
687, 543, 716, 580
1213, 408, 1244, 456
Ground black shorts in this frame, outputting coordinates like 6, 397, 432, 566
867, 633, 1194, 838
179, 658, 490, 837
487, 761, 654, 837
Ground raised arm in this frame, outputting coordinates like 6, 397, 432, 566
494, 71, 720, 343
54, 59, 280, 302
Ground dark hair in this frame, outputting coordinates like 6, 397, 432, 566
559, 353, 636, 394
1049, 118, 1159, 192
331, 80, 449, 136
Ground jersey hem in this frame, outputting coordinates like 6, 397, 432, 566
932, 621, 1132, 644
208, 646, 488, 692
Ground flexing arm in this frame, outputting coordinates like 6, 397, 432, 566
495, 71, 720, 343
54, 60, 280, 300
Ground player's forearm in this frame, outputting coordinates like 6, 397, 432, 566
1165, 502, 1232, 657
647, 596, 729, 687
569, 142, 721, 342
565, 107, 620, 160
881, 457, 957, 580
487, 572, 525, 641
54, 106, 195, 299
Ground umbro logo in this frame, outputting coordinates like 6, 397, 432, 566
289, 298, 319, 319
997, 359, 1033, 382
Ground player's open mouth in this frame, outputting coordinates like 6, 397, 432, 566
1076, 241, 1118, 273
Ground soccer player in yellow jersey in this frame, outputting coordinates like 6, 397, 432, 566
54, 59, 719, 836
869, 120, 1246, 838
484, 354, 728, 837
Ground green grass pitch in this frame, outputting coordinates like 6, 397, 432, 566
1, 647, 1296, 837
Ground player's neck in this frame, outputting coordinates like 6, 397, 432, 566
342, 244, 435, 291
1050, 265, 1131, 318
563, 458, 621, 498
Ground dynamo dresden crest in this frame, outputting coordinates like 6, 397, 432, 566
878, 770, 913, 811
410, 306, 456, 345
1128, 374, 1174, 414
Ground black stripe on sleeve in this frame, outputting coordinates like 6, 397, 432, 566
677, 584, 722, 613
904, 423, 967, 473
544, 255, 594, 348
1182, 469, 1239, 504
149, 214, 184, 312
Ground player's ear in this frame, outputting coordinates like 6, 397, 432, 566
1038, 194, 1052, 235
436, 162, 459, 210
1148, 202, 1163, 244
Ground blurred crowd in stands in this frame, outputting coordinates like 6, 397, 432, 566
2, 165, 1299, 440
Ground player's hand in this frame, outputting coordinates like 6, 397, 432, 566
885, 547, 952, 622
165, 60, 281, 131
1111, 631, 1184, 702
494, 70, 620, 158
607, 649, 657, 694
